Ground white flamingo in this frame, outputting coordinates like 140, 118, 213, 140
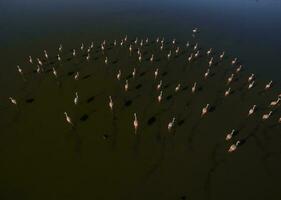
175, 84, 181, 92
204, 68, 210, 79
225, 87, 231, 97
168, 117, 176, 132
64, 112, 73, 125
117, 70, 121, 80
72, 49, 76, 57
154, 68, 159, 79
192, 82, 197, 93
80, 43, 84, 51
74, 72, 79, 80
29, 56, 33, 64
269, 98, 280, 106
175, 47, 180, 55
228, 140, 240, 153
150, 54, 154, 62
59, 44, 63, 52
188, 53, 193, 62
208, 57, 213, 67
37, 58, 43, 66
157, 80, 162, 90
105, 57, 108, 64
201, 104, 210, 117
44, 50, 48, 59
109, 96, 113, 111
195, 50, 200, 58
206, 48, 212, 56
227, 74, 234, 84
186, 41, 190, 48
265, 80, 273, 90
231, 58, 237, 65
132, 68, 136, 78
52, 67, 57, 77
194, 43, 198, 50
9, 97, 17, 105
158, 91, 163, 103
17, 65, 23, 75
248, 105, 256, 116
236, 65, 242, 73
248, 81, 255, 89
57, 54, 61, 62
262, 111, 272, 120
124, 80, 129, 92
226, 129, 235, 141
192, 28, 198, 33
248, 74, 255, 82
167, 51, 172, 59
74, 92, 79, 105
133, 113, 138, 134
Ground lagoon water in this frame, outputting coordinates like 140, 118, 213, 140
0, 0, 281, 200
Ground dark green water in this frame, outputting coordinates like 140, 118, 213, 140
0, 0, 281, 200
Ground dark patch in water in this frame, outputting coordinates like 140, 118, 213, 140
80, 114, 89, 122
178, 119, 185, 126
82, 74, 91, 80
103, 134, 110, 140
147, 116, 156, 126
112, 60, 118, 64
135, 84, 142, 89
164, 84, 170, 89
125, 100, 132, 107
162, 71, 168, 76
140, 72, 146, 77
68, 71, 75, 76
209, 106, 216, 112
126, 74, 133, 79
166, 94, 173, 100
87, 96, 95, 103
26, 98, 34, 103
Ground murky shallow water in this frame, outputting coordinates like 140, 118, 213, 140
0, 0, 281, 200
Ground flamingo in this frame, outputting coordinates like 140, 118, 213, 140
224, 87, 231, 97
133, 113, 138, 134
37, 58, 43, 66
248, 105, 256, 116
195, 50, 200, 58
201, 104, 210, 117
150, 54, 154, 62
154, 68, 159, 79
114, 40, 117, 46
192, 82, 197, 93
109, 96, 113, 111
227, 74, 234, 84
175, 84, 181, 92
59, 44, 63, 52
186, 41, 190, 48
74, 72, 79, 80
193, 43, 198, 50
138, 54, 142, 62
265, 80, 273, 90
226, 129, 235, 141
160, 45, 164, 51
120, 40, 124, 46
64, 112, 73, 125
228, 141, 240, 153
124, 35, 128, 42
158, 91, 163, 103
236, 65, 242, 73
74, 92, 79, 105
157, 80, 162, 90
52, 67, 57, 77
204, 68, 210, 79
9, 97, 17, 105
192, 28, 198, 33
104, 57, 108, 65
44, 50, 48, 59
231, 58, 237, 65
134, 37, 138, 44
117, 70, 121, 80
80, 43, 84, 51
124, 80, 129, 91
206, 48, 212, 56
208, 57, 213, 67
248, 81, 255, 89
262, 111, 272, 120
132, 68, 136, 78
57, 54, 61, 62
188, 53, 193, 62
86, 53, 90, 61
175, 47, 180, 55
172, 39, 176, 45
17, 65, 23, 75
269, 97, 280, 106
129, 45, 132, 53
167, 51, 172, 59
168, 117, 176, 132
248, 74, 255, 82
29, 56, 33, 64
90, 42, 94, 49
156, 37, 159, 43
145, 38, 149, 43
72, 49, 76, 57
36, 65, 41, 73
279, 117, 281, 123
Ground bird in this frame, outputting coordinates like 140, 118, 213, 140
194, 43, 198, 50
117, 70, 121, 80
175, 47, 180, 55
186, 41, 190, 48
231, 58, 237, 65
206, 48, 212, 56
248, 105, 256, 116
129, 45, 132, 53
201, 104, 210, 117
29, 56, 33, 64
265, 80, 273, 90
114, 40, 117, 46
154, 68, 159, 79
138, 54, 142, 62
188, 53, 193, 62
220, 51, 225, 60
146, 37, 150, 44
167, 51, 172, 59
248, 74, 255, 82
225, 129, 235, 141
9, 97, 17, 105
224, 87, 231, 97
36, 65, 41, 73
194, 50, 200, 58
52, 67, 57, 77
204, 68, 210, 79
64, 112, 73, 125
208, 57, 213, 67
236, 65, 242, 73
57, 54, 61, 62
74, 92, 79, 105
156, 37, 159, 43
17, 65, 23, 75
192, 82, 197, 93
86, 53, 90, 61
227, 74, 234, 84
150, 54, 154, 62
172, 39, 176, 45
132, 68, 136, 78
74, 72, 79, 80
44, 50, 48, 59
228, 140, 240, 153
37, 58, 43, 66
175, 84, 181, 92
80, 43, 84, 51
279, 117, 281, 123
133, 113, 138, 134
269, 97, 280, 106
192, 28, 198, 33
105, 57, 108, 64
124, 80, 129, 91
262, 111, 272, 120
157, 80, 162, 90
158, 91, 163, 103
168, 117, 176, 132
72, 49, 76, 57
248, 81, 255, 89
59, 44, 63, 52
109, 96, 113, 111
134, 37, 138, 44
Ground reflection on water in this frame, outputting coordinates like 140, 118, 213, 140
0, 0, 281, 200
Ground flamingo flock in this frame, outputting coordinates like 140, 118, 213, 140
7, 28, 281, 154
